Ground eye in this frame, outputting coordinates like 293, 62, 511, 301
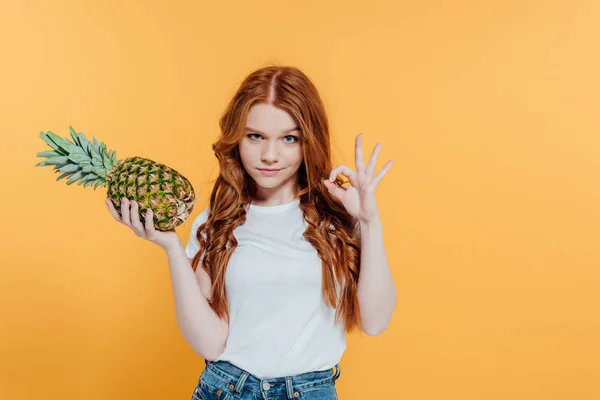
246, 133, 299, 144
283, 135, 299, 144
247, 133, 262, 141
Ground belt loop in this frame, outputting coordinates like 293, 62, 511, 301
233, 371, 249, 398
285, 376, 294, 399
333, 364, 342, 382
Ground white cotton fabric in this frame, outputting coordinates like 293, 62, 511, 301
184, 199, 346, 379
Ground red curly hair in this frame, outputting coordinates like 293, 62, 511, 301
190, 65, 362, 333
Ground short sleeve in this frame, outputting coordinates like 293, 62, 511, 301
184, 207, 210, 259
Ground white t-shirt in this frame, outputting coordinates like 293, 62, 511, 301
184, 199, 346, 378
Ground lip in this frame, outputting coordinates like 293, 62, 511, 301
257, 168, 281, 176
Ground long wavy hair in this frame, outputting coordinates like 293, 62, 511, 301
190, 65, 362, 333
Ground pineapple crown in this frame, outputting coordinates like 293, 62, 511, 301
35, 126, 119, 190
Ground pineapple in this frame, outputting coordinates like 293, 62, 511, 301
35, 126, 197, 231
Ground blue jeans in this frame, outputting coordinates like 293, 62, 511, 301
191, 359, 341, 399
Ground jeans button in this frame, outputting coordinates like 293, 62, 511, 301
262, 382, 271, 390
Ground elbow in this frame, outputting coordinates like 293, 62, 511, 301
361, 314, 392, 336
195, 345, 224, 362
203, 353, 219, 362
360, 298, 397, 336
205, 341, 226, 361
362, 324, 389, 336
192, 337, 226, 361
361, 305, 395, 336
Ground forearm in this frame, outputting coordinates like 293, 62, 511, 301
356, 217, 397, 335
164, 240, 227, 360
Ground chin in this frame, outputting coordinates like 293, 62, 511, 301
252, 172, 289, 188
254, 179, 282, 188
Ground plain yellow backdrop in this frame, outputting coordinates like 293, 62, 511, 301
1, 0, 599, 399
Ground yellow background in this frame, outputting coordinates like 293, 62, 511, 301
1, 0, 599, 399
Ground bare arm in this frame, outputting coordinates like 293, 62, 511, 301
356, 217, 397, 336
106, 198, 228, 360
164, 240, 229, 360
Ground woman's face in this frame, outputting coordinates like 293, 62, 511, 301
238, 103, 303, 199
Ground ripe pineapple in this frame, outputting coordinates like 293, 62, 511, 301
35, 126, 197, 231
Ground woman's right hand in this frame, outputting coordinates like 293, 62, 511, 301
106, 197, 181, 251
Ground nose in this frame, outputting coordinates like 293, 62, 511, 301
261, 141, 279, 164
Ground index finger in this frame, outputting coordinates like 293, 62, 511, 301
355, 133, 365, 173
106, 199, 122, 222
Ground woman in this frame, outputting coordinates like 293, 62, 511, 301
106, 65, 396, 399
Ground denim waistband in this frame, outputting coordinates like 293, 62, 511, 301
203, 359, 342, 398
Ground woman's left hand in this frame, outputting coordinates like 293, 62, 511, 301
324, 133, 394, 224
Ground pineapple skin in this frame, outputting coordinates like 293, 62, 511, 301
106, 156, 197, 231
36, 126, 197, 231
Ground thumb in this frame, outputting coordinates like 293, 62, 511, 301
324, 179, 341, 199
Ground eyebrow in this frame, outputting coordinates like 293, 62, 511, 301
245, 126, 300, 135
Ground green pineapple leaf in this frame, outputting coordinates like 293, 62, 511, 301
45, 131, 73, 154
39, 132, 63, 153
77, 132, 91, 155
59, 164, 80, 173
56, 171, 74, 181
45, 156, 70, 165
68, 153, 91, 164
37, 150, 60, 158
69, 126, 81, 147
66, 171, 85, 185
88, 143, 102, 161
